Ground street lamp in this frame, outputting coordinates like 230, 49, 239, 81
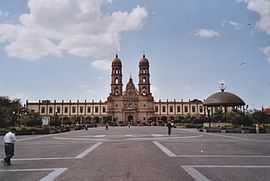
12, 111, 16, 126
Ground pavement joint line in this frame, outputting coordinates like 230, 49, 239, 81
39, 168, 68, 181
0, 168, 68, 181
75, 142, 103, 158
53, 134, 203, 142
199, 132, 251, 141
151, 141, 270, 159
183, 165, 270, 168
175, 155, 270, 158
12, 142, 102, 161
182, 166, 210, 181
53, 137, 105, 142
16, 131, 72, 142
13, 157, 75, 161
17, 135, 55, 142
125, 134, 133, 137
182, 165, 270, 181
152, 141, 176, 157
93, 135, 107, 138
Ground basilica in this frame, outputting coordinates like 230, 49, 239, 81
26, 54, 204, 125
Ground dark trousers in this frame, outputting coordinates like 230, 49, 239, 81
4, 143, 14, 164
168, 127, 171, 135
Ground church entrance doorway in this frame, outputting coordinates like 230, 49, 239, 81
128, 115, 133, 123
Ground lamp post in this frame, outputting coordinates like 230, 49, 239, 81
55, 110, 59, 126
12, 111, 16, 126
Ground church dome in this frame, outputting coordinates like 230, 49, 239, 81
139, 54, 149, 65
204, 91, 245, 107
112, 54, 122, 66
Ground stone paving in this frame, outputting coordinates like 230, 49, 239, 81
1, 126, 270, 181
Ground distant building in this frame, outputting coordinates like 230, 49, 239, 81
26, 54, 204, 124
262, 107, 270, 115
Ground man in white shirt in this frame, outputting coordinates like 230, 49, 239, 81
2, 128, 16, 166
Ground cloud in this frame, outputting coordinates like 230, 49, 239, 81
151, 85, 161, 98
10, 92, 25, 100
260, 46, 270, 63
91, 59, 111, 70
0, 0, 148, 60
85, 90, 95, 93
229, 21, 244, 30
238, 0, 270, 36
79, 84, 87, 88
260, 46, 270, 55
184, 86, 191, 91
222, 20, 244, 30
195, 29, 220, 38
0, 11, 10, 17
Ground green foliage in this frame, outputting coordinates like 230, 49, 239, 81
191, 116, 204, 124
0, 127, 8, 135
252, 110, 270, 125
0, 96, 22, 128
213, 108, 224, 122
103, 116, 113, 123
62, 117, 72, 125
91, 116, 98, 123
231, 113, 253, 126
25, 116, 42, 127
175, 116, 184, 123
226, 111, 238, 123
49, 118, 61, 127
147, 116, 156, 122
185, 123, 203, 128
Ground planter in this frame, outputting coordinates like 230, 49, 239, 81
241, 129, 249, 134
49, 130, 55, 134
226, 128, 241, 133
221, 129, 226, 133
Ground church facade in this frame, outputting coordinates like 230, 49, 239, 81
26, 55, 204, 125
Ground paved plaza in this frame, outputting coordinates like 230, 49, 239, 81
1, 126, 270, 181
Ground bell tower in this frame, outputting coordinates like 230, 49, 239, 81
138, 54, 151, 96
110, 54, 123, 96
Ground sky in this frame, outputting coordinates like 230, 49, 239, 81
0, 0, 269, 110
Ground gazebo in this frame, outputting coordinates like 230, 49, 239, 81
203, 84, 246, 119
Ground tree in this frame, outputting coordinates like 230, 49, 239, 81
252, 110, 270, 126
213, 108, 224, 122
175, 116, 184, 124
103, 116, 113, 124
231, 113, 253, 127
0, 96, 22, 127
24, 112, 42, 127
182, 113, 192, 123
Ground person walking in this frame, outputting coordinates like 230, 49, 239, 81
167, 121, 172, 136
2, 128, 16, 166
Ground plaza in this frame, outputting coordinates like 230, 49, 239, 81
1, 126, 270, 181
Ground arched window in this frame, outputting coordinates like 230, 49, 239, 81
115, 78, 118, 84
114, 88, 119, 95
142, 88, 147, 96
142, 78, 146, 83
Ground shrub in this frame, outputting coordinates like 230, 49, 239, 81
49, 119, 61, 127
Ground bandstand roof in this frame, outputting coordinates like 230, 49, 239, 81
203, 91, 245, 107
